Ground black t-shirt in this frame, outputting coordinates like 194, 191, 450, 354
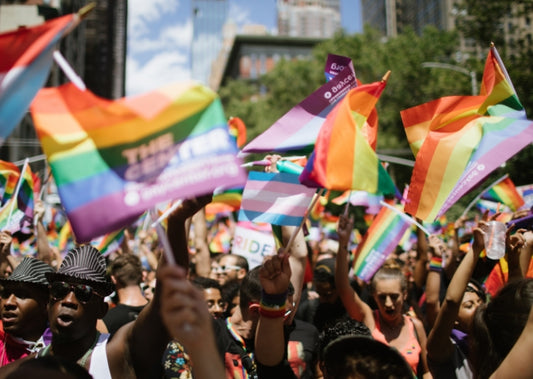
103, 303, 146, 338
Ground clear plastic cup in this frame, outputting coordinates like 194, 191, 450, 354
482, 221, 507, 260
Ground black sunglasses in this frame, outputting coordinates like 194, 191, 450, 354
49, 281, 102, 303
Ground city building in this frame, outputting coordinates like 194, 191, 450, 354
0, 0, 127, 164
191, 0, 228, 86
277, 0, 341, 38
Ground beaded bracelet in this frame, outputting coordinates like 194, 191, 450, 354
429, 256, 443, 272
259, 290, 288, 319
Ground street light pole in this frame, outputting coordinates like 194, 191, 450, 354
421, 62, 478, 96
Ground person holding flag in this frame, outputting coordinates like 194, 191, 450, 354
335, 214, 431, 378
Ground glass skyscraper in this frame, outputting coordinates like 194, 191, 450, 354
191, 0, 228, 85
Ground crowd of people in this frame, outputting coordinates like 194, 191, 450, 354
0, 166, 531, 379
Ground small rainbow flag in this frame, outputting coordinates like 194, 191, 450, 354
481, 176, 524, 211
0, 160, 20, 206
353, 203, 412, 281
300, 75, 397, 196
31, 82, 247, 242
94, 228, 125, 256
0, 14, 75, 143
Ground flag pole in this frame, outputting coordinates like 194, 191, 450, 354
150, 200, 183, 228
379, 201, 431, 236
460, 173, 509, 219
284, 189, 326, 253
344, 191, 352, 216
150, 209, 176, 266
7, 158, 29, 227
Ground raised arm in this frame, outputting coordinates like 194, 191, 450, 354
108, 196, 211, 378
424, 234, 445, 329
413, 220, 429, 290
255, 252, 292, 367
490, 306, 533, 379
335, 214, 374, 329
427, 226, 484, 363
159, 264, 224, 379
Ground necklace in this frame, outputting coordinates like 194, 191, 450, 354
77, 332, 100, 369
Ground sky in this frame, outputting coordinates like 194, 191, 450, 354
126, 0, 362, 95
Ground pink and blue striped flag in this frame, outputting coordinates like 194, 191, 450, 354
353, 203, 412, 281
31, 82, 247, 242
238, 171, 317, 226
240, 55, 357, 155
0, 14, 75, 143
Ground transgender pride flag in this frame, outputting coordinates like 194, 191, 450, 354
238, 171, 316, 226
0, 14, 75, 143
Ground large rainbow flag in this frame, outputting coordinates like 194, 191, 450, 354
402, 46, 533, 221
353, 203, 412, 281
300, 74, 397, 196
481, 176, 524, 211
0, 14, 76, 143
240, 54, 357, 155
31, 82, 247, 242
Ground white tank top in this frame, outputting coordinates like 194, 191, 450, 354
88, 333, 112, 379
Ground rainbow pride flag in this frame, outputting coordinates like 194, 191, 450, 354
212, 187, 243, 211
331, 190, 383, 214
353, 203, 412, 281
481, 176, 524, 211
238, 171, 317, 226
240, 55, 357, 155
402, 46, 533, 221
0, 160, 20, 206
0, 14, 75, 143
0, 160, 35, 234
517, 184, 533, 208
300, 75, 397, 196
31, 82, 247, 242
94, 228, 125, 256
228, 117, 246, 148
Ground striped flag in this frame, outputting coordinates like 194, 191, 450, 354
0, 14, 75, 143
240, 55, 357, 155
238, 171, 316, 226
31, 82, 247, 242
481, 176, 524, 211
402, 46, 533, 221
300, 75, 397, 196
517, 184, 533, 208
353, 203, 412, 281
0, 160, 35, 234
0, 160, 20, 206
94, 228, 125, 256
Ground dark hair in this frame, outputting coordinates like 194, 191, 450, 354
470, 278, 533, 379
313, 258, 336, 287
323, 336, 413, 379
221, 280, 240, 317
239, 266, 261, 312
227, 254, 249, 272
317, 317, 372, 363
192, 276, 221, 291
369, 261, 407, 294
109, 254, 143, 287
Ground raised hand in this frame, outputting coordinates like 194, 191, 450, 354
259, 252, 291, 295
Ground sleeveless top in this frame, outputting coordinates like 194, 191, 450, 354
88, 333, 112, 379
371, 310, 421, 374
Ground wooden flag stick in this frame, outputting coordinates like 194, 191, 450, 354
284, 188, 326, 253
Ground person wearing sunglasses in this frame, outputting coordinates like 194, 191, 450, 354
0, 257, 54, 366
213, 254, 249, 286
0, 195, 211, 379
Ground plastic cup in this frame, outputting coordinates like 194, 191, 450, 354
482, 221, 507, 260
